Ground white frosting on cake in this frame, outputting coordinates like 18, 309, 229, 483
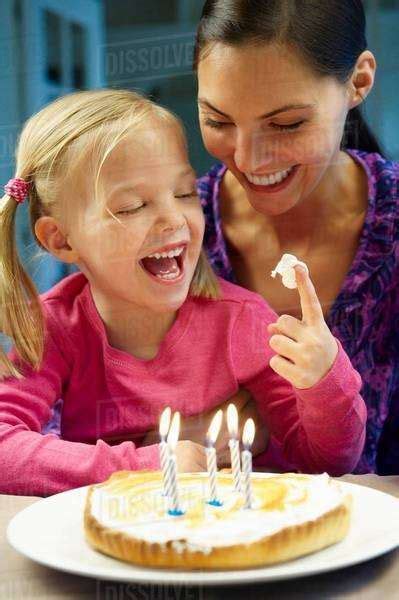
89, 473, 345, 553
271, 253, 309, 289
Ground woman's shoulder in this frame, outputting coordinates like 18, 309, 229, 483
351, 149, 399, 179
197, 162, 227, 201
349, 150, 399, 252
350, 150, 399, 215
339, 150, 399, 309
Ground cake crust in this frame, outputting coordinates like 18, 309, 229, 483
83, 471, 352, 570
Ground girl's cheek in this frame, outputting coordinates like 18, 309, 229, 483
188, 205, 205, 240
184, 214, 204, 261
97, 222, 143, 263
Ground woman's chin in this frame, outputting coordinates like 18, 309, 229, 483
247, 192, 300, 216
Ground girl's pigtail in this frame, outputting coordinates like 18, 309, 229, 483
190, 250, 220, 299
0, 187, 44, 380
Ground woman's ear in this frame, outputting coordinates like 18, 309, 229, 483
34, 216, 80, 264
348, 50, 377, 109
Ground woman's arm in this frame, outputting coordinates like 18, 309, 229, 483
231, 269, 367, 476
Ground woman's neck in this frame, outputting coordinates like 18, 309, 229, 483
223, 150, 367, 254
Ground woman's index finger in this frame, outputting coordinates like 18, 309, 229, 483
294, 264, 324, 325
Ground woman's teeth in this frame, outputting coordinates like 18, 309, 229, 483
245, 166, 294, 186
147, 246, 185, 259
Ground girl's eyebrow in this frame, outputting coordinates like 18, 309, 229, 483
106, 167, 196, 204
198, 98, 316, 120
106, 184, 136, 205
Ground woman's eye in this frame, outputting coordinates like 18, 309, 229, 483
204, 118, 231, 129
270, 121, 305, 132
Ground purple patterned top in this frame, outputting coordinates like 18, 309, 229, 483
198, 150, 399, 474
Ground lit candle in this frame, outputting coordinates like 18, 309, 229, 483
159, 407, 171, 495
227, 403, 241, 492
241, 418, 255, 509
206, 409, 223, 506
166, 412, 184, 516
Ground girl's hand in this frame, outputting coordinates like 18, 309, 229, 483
267, 264, 338, 389
174, 440, 207, 472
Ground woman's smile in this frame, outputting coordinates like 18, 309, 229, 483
242, 164, 300, 195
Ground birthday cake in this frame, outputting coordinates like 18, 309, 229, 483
84, 470, 351, 570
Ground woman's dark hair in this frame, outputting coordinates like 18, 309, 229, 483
194, 0, 384, 156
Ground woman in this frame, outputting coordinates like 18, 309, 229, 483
195, 0, 399, 474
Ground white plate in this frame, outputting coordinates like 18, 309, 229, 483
7, 478, 399, 586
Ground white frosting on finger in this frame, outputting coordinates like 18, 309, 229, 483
271, 253, 309, 289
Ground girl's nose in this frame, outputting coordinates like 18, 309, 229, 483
156, 204, 186, 234
234, 129, 274, 174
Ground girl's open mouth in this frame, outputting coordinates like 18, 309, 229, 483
139, 245, 187, 285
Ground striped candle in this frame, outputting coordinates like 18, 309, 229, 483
159, 407, 171, 496
166, 412, 184, 516
227, 404, 241, 492
206, 445, 218, 503
241, 418, 255, 509
206, 410, 223, 506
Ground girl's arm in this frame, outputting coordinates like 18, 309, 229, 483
0, 322, 162, 497
231, 271, 367, 476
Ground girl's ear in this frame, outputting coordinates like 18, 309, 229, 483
34, 216, 80, 263
348, 50, 377, 110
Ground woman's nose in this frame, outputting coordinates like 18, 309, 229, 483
234, 129, 274, 174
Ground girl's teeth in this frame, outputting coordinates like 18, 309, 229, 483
147, 246, 184, 259
156, 271, 181, 280
246, 167, 294, 187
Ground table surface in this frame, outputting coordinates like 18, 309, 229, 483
2, 475, 399, 599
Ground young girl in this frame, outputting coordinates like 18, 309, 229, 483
0, 90, 366, 497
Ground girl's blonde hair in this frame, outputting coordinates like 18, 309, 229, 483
0, 89, 220, 380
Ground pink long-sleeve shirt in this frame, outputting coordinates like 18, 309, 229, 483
0, 272, 366, 496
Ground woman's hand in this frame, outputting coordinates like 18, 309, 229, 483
141, 389, 269, 465
214, 392, 269, 465
174, 440, 207, 472
267, 264, 338, 389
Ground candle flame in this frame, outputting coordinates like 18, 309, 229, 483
159, 407, 171, 438
167, 412, 180, 450
227, 403, 238, 437
206, 409, 223, 446
242, 418, 255, 448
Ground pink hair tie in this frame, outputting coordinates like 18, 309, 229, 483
4, 177, 31, 204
